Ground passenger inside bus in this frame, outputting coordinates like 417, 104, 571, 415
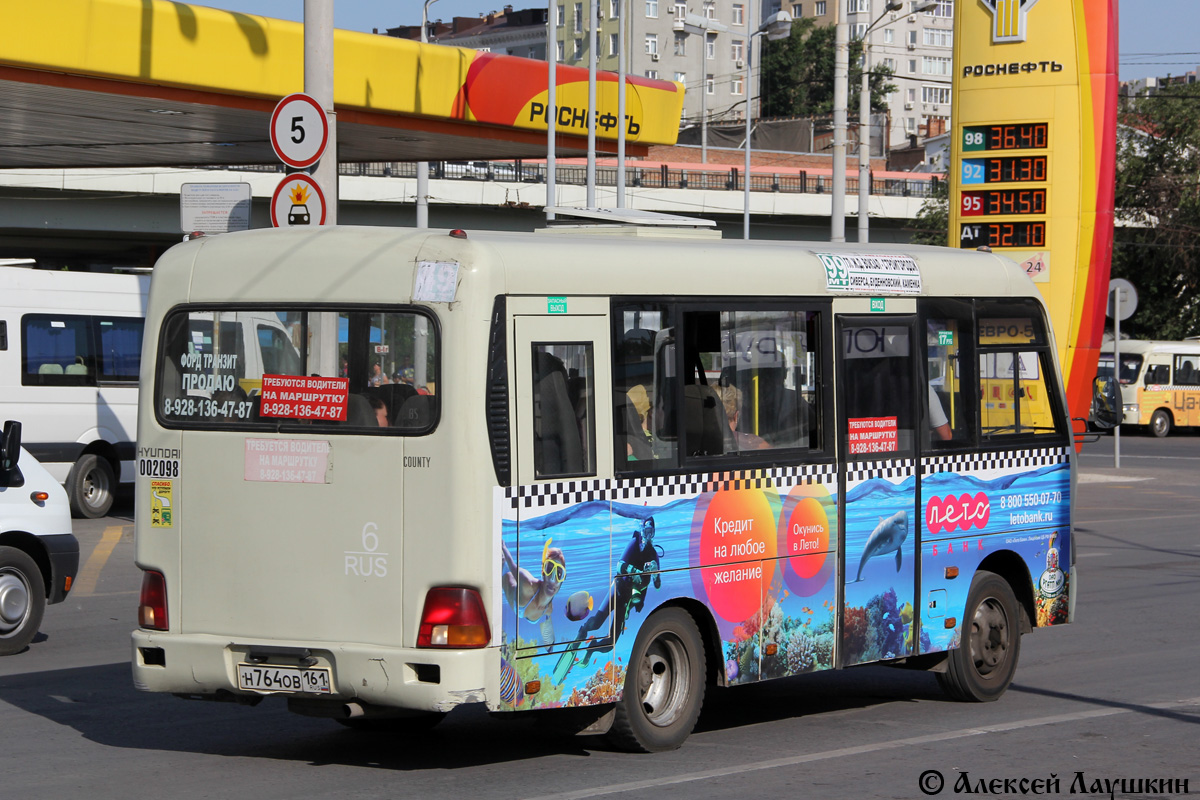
368, 394, 388, 427
717, 385, 771, 451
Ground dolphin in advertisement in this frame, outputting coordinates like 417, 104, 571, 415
850, 510, 908, 583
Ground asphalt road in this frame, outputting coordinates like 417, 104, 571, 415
2, 429, 1197, 799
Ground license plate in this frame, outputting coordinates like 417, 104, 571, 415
237, 663, 332, 695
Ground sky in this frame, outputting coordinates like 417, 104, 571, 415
199, 0, 1198, 82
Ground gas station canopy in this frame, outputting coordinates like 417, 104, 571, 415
0, 0, 685, 168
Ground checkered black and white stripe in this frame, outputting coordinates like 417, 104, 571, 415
921, 445, 1070, 476
504, 463, 838, 509
844, 458, 915, 485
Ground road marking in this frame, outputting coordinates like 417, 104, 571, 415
529, 697, 1200, 800
1076, 552, 1110, 558
72, 525, 125, 596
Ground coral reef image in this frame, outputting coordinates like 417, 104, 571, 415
728, 594, 836, 682
566, 660, 626, 707
841, 588, 930, 664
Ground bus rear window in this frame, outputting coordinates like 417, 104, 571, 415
155, 308, 438, 434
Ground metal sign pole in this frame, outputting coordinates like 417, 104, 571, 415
304, 0, 336, 224
1113, 287, 1120, 469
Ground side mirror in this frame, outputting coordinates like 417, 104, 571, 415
1091, 376, 1122, 429
1, 420, 21, 471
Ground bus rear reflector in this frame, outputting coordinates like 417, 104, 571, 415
417, 587, 490, 648
138, 570, 168, 631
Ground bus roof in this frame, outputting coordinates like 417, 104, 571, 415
154, 226, 1041, 306
1101, 339, 1200, 356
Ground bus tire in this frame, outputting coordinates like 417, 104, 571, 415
607, 606, 706, 752
0, 546, 46, 656
937, 570, 1021, 702
67, 453, 115, 519
1150, 409, 1172, 438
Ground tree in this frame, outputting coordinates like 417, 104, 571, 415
1112, 84, 1200, 340
760, 19, 896, 119
908, 178, 949, 246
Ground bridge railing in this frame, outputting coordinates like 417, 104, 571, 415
219, 161, 940, 199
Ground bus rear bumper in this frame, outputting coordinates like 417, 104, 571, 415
131, 630, 500, 714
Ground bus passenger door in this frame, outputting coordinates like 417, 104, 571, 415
836, 315, 920, 666
504, 309, 614, 661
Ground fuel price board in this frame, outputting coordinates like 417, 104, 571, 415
949, 0, 1117, 430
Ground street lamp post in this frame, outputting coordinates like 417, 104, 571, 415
743, 11, 794, 239
831, 3, 847, 241
416, 0, 439, 229
856, 0, 935, 243
679, 13, 727, 164
546, 0, 557, 222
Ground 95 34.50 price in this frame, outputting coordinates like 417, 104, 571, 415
961, 188, 1046, 216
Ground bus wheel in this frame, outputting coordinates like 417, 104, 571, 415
607, 607, 706, 752
0, 547, 46, 656
1151, 409, 1172, 438
937, 570, 1021, 702
67, 454, 115, 519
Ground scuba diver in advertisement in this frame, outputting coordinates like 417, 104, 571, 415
555, 517, 663, 680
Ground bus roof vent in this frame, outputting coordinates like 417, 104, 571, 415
539, 207, 721, 238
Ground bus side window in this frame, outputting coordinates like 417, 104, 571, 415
532, 344, 596, 479
922, 300, 975, 450
1173, 357, 1200, 386
977, 302, 1065, 440
1145, 364, 1169, 386
613, 303, 679, 472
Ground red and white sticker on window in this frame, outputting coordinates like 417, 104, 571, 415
848, 417, 898, 455
259, 375, 349, 421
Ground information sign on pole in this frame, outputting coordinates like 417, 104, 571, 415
270, 174, 327, 228
269, 93, 329, 169
179, 183, 252, 234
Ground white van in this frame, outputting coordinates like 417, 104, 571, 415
0, 420, 78, 656
0, 266, 150, 517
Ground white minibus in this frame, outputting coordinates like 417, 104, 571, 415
1097, 339, 1200, 436
132, 226, 1077, 751
0, 267, 149, 517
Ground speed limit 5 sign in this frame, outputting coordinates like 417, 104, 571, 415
270, 93, 329, 169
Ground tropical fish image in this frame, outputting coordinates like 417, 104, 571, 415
565, 590, 594, 622
500, 658, 524, 706
850, 510, 908, 583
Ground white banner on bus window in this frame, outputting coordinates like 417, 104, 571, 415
816, 253, 922, 295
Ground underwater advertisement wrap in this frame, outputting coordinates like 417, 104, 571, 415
918, 446, 1072, 653
494, 445, 1071, 711
496, 465, 839, 711
842, 458, 923, 666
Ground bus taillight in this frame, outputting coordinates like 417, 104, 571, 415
138, 570, 168, 631
417, 587, 490, 648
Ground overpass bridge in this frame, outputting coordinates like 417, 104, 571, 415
0, 160, 935, 268
0, 0, 933, 266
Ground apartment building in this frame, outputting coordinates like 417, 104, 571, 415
554, 0, 757, 129
769, 0, 954, 148
388, 6, 548, 59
